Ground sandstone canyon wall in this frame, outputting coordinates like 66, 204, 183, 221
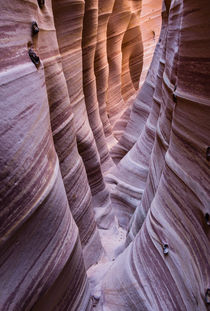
0, 0, 209, 311
102, 1, 210, 310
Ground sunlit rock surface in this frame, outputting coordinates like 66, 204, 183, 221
102, 1, 210, 310
0, 0, 209, 310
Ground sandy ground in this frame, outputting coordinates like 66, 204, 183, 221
87, 217, 126, 309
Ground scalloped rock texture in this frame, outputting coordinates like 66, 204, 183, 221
0, 0, 209, 311
102, 2, 210, 311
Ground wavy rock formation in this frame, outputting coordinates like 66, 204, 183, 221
106, 0, 142, 141
109, 0, 162, 142
1, 0, 209, 310
101, 1, 210, 310
110, 1, 162, 162
106, 2, 168, 227
139, 0, 163, 87
0, 2, 91, 309
94, 0, 116, 147
38, 0, 102, 268
52, 0, 113, 229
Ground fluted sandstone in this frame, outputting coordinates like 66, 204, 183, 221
94, 0, 116, 147
102, 1, 210, 310
52, 0, 114, 229
0, 0, 160, 308
106, 2, 168, 227
106, 0, 142, 140
37, 0, 102, 268
0, 2, 91, 309
1, 0, 209, 310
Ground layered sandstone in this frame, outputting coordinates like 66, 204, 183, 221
102, 1, 210, 310
1, 0, 209, 310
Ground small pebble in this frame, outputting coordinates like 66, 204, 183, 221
163, 243, 169, 255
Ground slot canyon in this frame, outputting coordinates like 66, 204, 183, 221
0, 0, 209, 310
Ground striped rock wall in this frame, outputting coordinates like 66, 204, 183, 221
102, 1, 210, 310
1, 0, 208, 310
0, 0, 161, 309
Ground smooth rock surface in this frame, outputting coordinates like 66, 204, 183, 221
101, 1, 210, 310
1, 0, 208, 310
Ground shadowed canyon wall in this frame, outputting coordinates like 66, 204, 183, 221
102, 1, 210, 311
0, 0, 209, 310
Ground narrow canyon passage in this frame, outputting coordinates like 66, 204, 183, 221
0, 0, 209, 310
